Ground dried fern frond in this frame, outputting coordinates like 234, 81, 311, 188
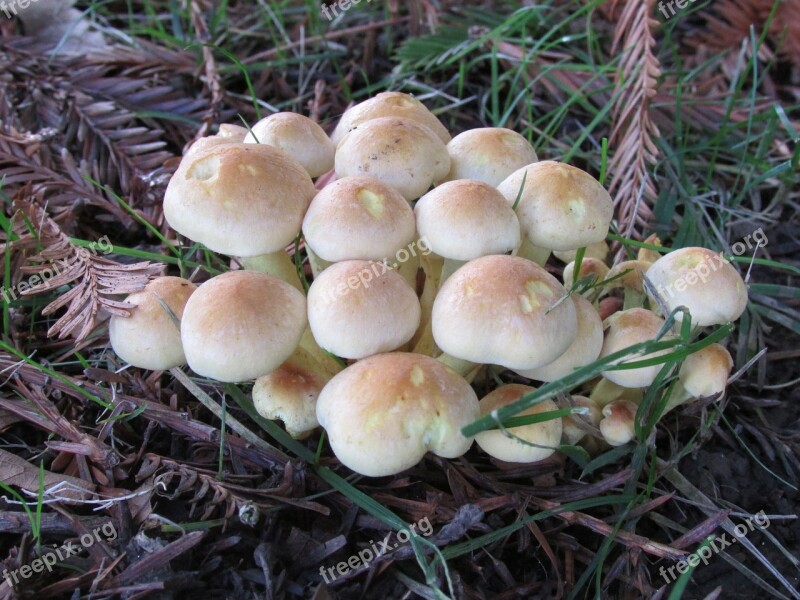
1, 196, 163, 340
607, 0, 662, 238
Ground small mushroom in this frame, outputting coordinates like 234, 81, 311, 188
316, 352, 478, 477
307, 260, 421, 359
475, 384, 562, 463
184, 124, 248, 158
244, 112, 335, 178
599, 400, 638, 446
563, 257, 610, 291
109, 276, 196, 371
432, 255, 577, 373
644, 247, 748, 326
561, 395, 602, 446
180, 271, 307, 383
599, 308, 671, 389
438, 127, 538, 186
663, 343, 734, 412
335, 117, 450, 201
553, 241, 610, 264
497, 161, 613, 265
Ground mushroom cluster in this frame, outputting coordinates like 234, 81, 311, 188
109, 92, 749, 476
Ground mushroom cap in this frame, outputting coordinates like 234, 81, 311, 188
180, 271, 307, 382
561, 395, 602, 446
164, 144, 315, 257
599, 308, 669, 388
439, 128, 538, 186
432, 255, 578, 370
496, 161, 614, 251
513, 294, 603, 382
244, 112, 335, 178
637, 234, 663, 264
563, 257, 610, 290
679, 343, 733, 398
599, 400, 638, 446
184, 124, 249, 158
414, 179, 521, 261
252, 352, 328, 439
302, 175, 416, 262
331, 91, 451, 146
553, 241, 610, 264
644, 247, 748, 326
307, 260, 421, 359
335, 117, 450, 201
109, 276, 196, 370
475, 384, 562, 463
316, 352, 479, 476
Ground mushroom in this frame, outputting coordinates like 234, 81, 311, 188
438, 128, 538, 186
252, 346, 329, 439
335, 117, 450, 202
163, 143, 315, 290
599, 400, 638, 446
663, 343, 733, 413
109, 276, 196, 370
561, 395, 602, 446
414, 179, 521, 282
562, 257, 610, 292
301, 175, 417, 285
180, 271, 307, 383
316, 352, 479, 477
588, 376, 644, 409
475, 384, 562, 463
599, 308, 670, 388
602, 259, 652, 308
244, 112, 335, 178
185, 124, 248, 158
330, 91, 451, 146
307, 260, 421, 359
637, 233, 663, 264
513, 294, 603, 382
497, 161, 614, 265
644, 247, 748, 326
432, 255, 578, 374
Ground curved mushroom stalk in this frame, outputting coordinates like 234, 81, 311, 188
589, 377, 644, 409
239, 251, 304, 292
411, 252, 444, 356
516, 236, 551, 266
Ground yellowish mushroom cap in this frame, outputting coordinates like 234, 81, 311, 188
439, 128, 538, 186
475, 384, 562, 463
599, 400, 638, 446
184, 124, 248, 158
599, 308, 670, 388
316, 352, 478, 476
679, 343, 733, 398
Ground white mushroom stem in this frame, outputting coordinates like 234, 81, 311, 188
296, 328, 343, 379
240, 251, 303, 292
411, 253, 444, 355
661, 382, 694, 415
395, 251, 420, 291
304, 245, 331, 278
516, 236, 551, 266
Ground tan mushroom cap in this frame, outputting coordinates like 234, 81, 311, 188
432, 255, 578, 370
439, 128, 538, 186
164, 144, 315, 257
331, 91, 451, 146
604, 260, 652, 293
679, 343, 733, 398
553, 241, 610, 264
561, 395, 602, 446
316, 352, 479, 476
563, 257, 610, 289
180, 271, 307, 383
475, 384, 562, 463
599, 400, 637, 446
109, 276, 196, 370
599, 308, 669, 388
185, 124, 248, 158
644, 247, 748, 326
335, 117, 450, 201
302, 175, 416, 262
252, 352, 328, 439
497, 161, 614, 251
307, 260, 421, 359
414, 180, 521, 260
244, 112, 335, 178
513, 294, 603, 382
